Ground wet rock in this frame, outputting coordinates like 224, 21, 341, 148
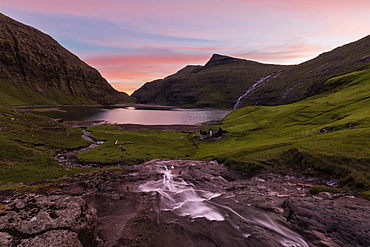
0, 194, 96, 246
283, 196, 370, 247
18, 230, 83, 247
63, 184, 85, 195
0, 232, 13, 246
1, 159, 369, 246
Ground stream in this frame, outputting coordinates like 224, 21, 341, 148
139, 160, 308, 247
49, 130, 370, 246
54, 129, 104, 168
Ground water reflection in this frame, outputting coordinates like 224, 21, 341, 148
36, 106, 232, 125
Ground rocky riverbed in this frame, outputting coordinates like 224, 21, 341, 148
1, 158, 370, 246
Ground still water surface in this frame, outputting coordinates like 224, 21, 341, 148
38, 106, 232, 125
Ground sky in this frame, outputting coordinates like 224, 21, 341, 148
1, 0, 370, 95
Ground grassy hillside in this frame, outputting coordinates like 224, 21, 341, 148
206, 69, 370, 191
79, 69, 370, 194
0, 103, 94, 186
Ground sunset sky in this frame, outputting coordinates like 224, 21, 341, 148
2, 0, 370, 95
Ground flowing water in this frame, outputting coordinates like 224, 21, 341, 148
234, 71, 282, 109
139, 161, 309, 247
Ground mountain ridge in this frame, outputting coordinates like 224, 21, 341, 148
132, 54, 285, 108
132, 35, 370, 108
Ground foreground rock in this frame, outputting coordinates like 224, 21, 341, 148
1, 159, 369, 246
283, 196, 370, 247
0, 194, 96, 246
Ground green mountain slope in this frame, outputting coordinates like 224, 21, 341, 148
0, 14, 134, 105
238, 34, 370, 107
203, 69, 370, 191
132, 35, 370, 109
132, 54, 285, 108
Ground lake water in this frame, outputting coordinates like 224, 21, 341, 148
36, 105, 232, 125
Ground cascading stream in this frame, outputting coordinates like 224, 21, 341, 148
139, 162, 308, 247
140, 165, 224, 221
234, 71, 282, 109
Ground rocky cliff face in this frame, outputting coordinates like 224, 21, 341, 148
133, 35, 370, 109
0, 14, 134, 105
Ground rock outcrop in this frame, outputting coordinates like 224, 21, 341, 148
2, 160, 369, 246
283, 196, 370, 247
0, 14, 134, 105
0, 194, 96, 246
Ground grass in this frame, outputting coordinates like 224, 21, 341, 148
1, 69, 370, 197
0, 103, 94, 186
77, 125, 198, 165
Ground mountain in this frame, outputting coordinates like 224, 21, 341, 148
0, 14, 134, 105
238, 34, 370, 107
132, 54, 285, 108
132, 35, 370, 109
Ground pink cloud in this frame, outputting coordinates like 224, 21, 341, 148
83, 52, 210, 93
238, 38, 327, 64
86, 53, 208, 65
249, 0, 370, 12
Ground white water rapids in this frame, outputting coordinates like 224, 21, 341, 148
139, 163, 308, 247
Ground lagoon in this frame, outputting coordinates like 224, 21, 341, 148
35, 105, 232, 125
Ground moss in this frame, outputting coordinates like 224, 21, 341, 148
362, 191, 370, 200
309, 185, 341, 195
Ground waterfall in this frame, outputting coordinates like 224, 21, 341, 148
139, 162, 308, 247
139, 164, 224, 221
233, 71, 281, 109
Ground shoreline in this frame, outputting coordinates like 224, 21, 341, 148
13, 103, 178, 110
63, 120, 202, 132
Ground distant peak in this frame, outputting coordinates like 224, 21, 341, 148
209, 54, 232, 60
204, 54, 243, 67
